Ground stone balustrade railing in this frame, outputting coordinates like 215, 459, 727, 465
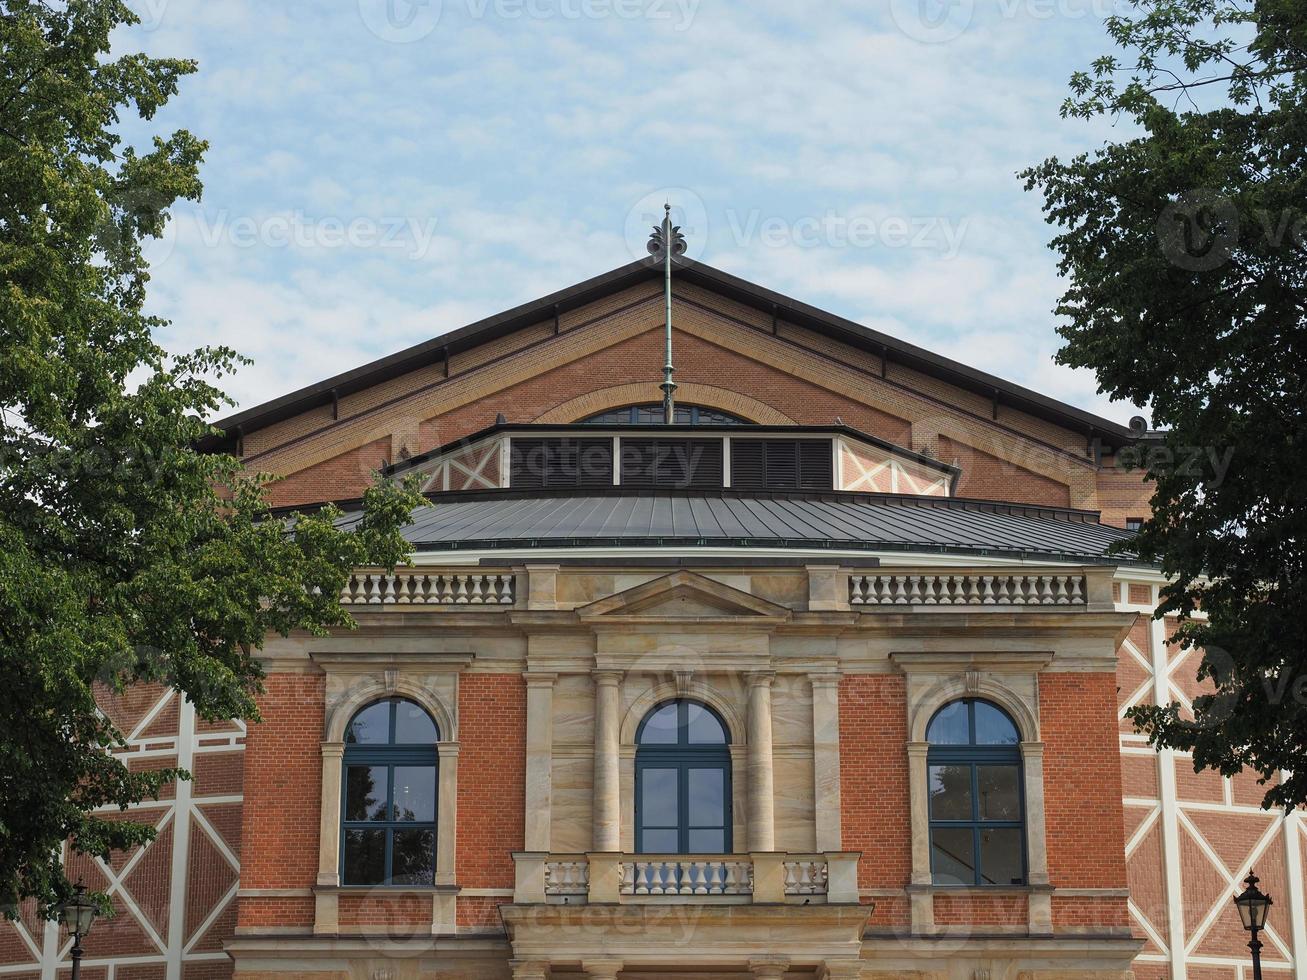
338, 570, 516, 606
515, 851, 857, 906
623, 858, 754, 896
849, 572, 1086, 607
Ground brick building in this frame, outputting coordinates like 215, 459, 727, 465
4, 257, 1303, 980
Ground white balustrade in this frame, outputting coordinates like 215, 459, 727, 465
849, 572, 1085, 607
544, 859, 589, 896
621, 858, 754, 896
783, 858, 828, 895
339, 570, 515, 606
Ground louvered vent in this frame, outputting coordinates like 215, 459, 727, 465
620, 438, 724, 490
731, 439, 833, 491
510, 438, 614, 489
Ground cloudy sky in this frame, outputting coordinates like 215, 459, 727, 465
115, 0, 1142, 421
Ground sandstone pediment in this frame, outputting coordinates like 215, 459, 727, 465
576, 570, 791, 626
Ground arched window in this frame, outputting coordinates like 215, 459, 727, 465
926, 698, 1025, 886
581, 403, 751, 425
341, 698, 438, 886
635, 700, 732, 854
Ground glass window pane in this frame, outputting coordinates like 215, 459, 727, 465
639, 703, 679, 744
342, 829, 385, 884
929, 764, 973, 820
394, 701, 437, 743
931, 827, 975, 885
977, 765, 1022, 821
346, 701, 390, 744
685, 703, 726, 744
687, 829, 724, 853
974, 701, 1019, 744
641, 829, 678, 853
641, 768, 678, 826
392, 765, 436, 822
391, 829, 436, 885
687, 768, 725, 826
927, 701, 969, 744
345, 766, 389, 822
979, 827, 1025, 885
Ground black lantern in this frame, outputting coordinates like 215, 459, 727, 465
59, 882, 97, 980
1233, 871, 1273, 980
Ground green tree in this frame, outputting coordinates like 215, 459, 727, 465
0, 0, 424, 912
1022, 1, 1307, 807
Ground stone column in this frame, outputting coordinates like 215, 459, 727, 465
436, 742, 459, 886
511, 961, 550, 980
1021, 740, 1053, 934
749, 957, 789, 980
592, 670, 623, 851
810, 673, 842, 852
316, 741, 345, 888
524, 672, 557, 852
906, 740, 934, 931
746, 671, 776, 852
582, 959, 623, 980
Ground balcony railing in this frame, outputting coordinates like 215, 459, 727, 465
849, 571, 1087, 607
514, 851, 859, 905
338, 569, 516, 606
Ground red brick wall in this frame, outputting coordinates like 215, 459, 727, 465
934, 892, 1028, 927
838, 675, 911, 908
455, 674, 525, 926
1040, 672, 1129, 893
937, 435, 1073, 507
262, 436, 390, 509
236, 673, 324, 930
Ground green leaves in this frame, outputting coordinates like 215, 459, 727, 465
0, 0, 426, 913
1023, 0, 1307, 810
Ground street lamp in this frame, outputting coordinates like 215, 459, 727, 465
1233, 870, 1273, 980
59, 881, 97, 980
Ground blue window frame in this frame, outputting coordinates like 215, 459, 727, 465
926, 699, 1026, 887
635, 700, 732, 854
580, 403, 750, 425
340, 698, 439, 886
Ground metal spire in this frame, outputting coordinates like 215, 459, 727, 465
647, 203, 686, 424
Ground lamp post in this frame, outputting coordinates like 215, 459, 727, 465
59, 881, 97, 980
1233, 870, 1273, 980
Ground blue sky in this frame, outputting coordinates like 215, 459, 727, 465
115, 0, 1143, 422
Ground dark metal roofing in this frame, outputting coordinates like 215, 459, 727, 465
208, 257, 1144, 451
335, 490, 1141, 564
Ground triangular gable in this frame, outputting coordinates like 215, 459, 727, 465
577, 570, 791, 626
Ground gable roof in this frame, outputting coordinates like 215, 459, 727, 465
208, 256, 1142, 451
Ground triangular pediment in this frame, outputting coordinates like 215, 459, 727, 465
577, 570, 791, 625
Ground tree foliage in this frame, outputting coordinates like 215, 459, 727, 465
1022, 0, 1307, 807
0, 0, 424, 912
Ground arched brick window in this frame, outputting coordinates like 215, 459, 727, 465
926, 698, 1025, 886
341, 697, 439, 886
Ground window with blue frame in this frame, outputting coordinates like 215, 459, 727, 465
926, 698, 1026, 886
341, 698, 439, 886
635, 700, 732, 854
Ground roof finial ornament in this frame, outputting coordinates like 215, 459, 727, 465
648, 203, 687, 424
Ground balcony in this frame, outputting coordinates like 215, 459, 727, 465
511, 851, 859, 905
